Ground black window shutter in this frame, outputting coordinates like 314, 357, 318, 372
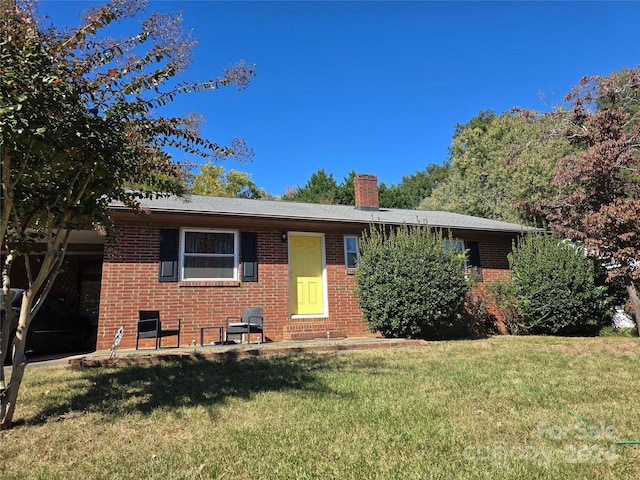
467, 241, 482, 268
241, 232, 258, 282
466, 240, 483, 281
158, 229, 179, 282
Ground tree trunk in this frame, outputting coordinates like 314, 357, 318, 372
1, 231, 69, 429
626, 281, 640, 335
0, 292, 30, 430
0, 350, 27, 430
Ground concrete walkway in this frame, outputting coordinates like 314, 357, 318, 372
67, 337, 428, 369
4, 351, 89, 370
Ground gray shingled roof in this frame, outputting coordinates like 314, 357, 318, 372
112, 194, 535, 233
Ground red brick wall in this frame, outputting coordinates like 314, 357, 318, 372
475, 238, 512, 283
97, 224, 373, 349
97, 223, 516, 350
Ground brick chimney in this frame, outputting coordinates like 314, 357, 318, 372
354, 174, 379, 211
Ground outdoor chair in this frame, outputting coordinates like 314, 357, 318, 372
136, 310, 181, 349
225, 307, 264, 344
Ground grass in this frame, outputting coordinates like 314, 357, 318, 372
1, 336, 639, 479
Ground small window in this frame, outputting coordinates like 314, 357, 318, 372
444, 239, 464, 254
344, 236, 360, 269
444, 239, 467, 270
181, 229, 238, 281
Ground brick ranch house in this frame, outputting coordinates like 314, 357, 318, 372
90, 174, 533, 350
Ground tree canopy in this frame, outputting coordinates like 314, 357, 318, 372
533, 68, 640, 331
399, 163, 452, 208
420, 109, 574, 226
0, 0, 254, 428
191, 163, 266, 198
282, 168, 342, 204
282, 165, 450, 209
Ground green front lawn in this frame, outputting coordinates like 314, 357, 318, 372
1, 336, 639, 479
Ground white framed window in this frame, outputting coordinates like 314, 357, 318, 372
180, 229, 238, 281
344, 235, 360, 269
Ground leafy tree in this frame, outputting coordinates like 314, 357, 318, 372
191, 162, 265, 198
282, 168, 340, 204
378, 182, 413, 208
400, 163, 452, 208
534, 68, 640, 332
355, 225, 469, 338
504, 233, 615, 335
336, 169, 356, 205
0, 0, 254, 429
379, 164, 453, 209
421, 109, 573, 226
420, 172, 489, 217
285, 166, 450, 209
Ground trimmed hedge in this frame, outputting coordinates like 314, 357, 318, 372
506, 233, 616, 335
355, 224, 469, 338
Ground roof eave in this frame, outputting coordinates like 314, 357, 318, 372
108, 204, 537, 234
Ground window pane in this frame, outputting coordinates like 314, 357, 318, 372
185, 232, 234, 254
444, 240, 464, 255
345, 237, 357, 252
344, 236, 359, 268
346, 252, 358, 269
184, 256, 235, 279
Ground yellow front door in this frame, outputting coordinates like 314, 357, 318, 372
289, 235, 324, 315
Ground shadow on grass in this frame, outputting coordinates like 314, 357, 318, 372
24, 352, 378, 425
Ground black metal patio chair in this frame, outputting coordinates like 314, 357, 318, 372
136, 310, 181, 349
225, 307, 264, 344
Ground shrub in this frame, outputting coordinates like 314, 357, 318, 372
506, 233, 616, 335
355, 224, 469, 338
463, 286, 500, 337
599, 326, 638, 337
487, 279, 525, 335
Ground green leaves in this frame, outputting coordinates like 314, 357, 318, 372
282, 168, 342, 204
190, 163, 265, 199
355, 224, 469, 339
537, 68, 640, 286
505, 233, 617, 335
421, 109, 572, 226
2, 0, 255, 277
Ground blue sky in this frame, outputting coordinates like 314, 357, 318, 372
39, 1, 640, 196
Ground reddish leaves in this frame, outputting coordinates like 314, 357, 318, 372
537, 68, 640, 282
